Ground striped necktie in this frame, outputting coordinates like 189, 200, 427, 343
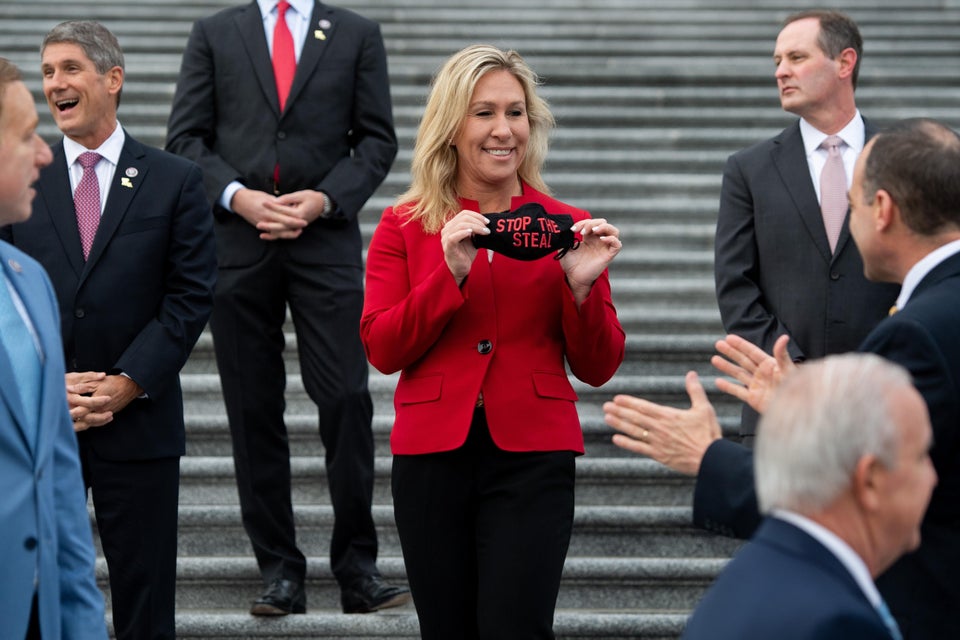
876, 598, 903, 640
0, 275, 41, 440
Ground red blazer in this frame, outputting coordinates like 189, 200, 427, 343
361, 185, 625, 455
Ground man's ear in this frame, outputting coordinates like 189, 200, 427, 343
872, 188, 897, 233
851, 454, 884, 513
837, 47, 857, 82
106, 66, 124, 99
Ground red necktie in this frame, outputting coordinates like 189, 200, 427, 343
74, 151, 102, 260
272, 1, 296, 112
819, 135, 848, 254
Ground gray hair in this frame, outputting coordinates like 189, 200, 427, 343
42, 21, 124, 106
756, 353, 911, 514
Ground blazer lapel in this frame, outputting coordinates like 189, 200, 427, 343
235, 1, 283, 117
0, 256, 38, 456
284, 1, 335, 112
82, 134, 148, 278
770, 123, 833, 265
39, 142, 87, 278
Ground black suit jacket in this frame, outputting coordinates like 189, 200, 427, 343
683, 518, 895, 640
694, 251, 960, 638
165, 0, 397, 268
714, 119, 897, 362
0, 134, 217, 460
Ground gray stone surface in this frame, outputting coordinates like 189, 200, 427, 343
7, 0, 958, 636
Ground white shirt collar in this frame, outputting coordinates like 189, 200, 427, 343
257, 0, 312, 20
62, 122, 125, 168
799, 110, 865, 158
771, 509, 883, 610
896, 239, 960, 309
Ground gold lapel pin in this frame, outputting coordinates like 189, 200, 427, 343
314, 29, 326, 40
121, 177, 134, 189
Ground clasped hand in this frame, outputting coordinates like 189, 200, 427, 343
66, 371, 144, 432
232, 188, 328, 240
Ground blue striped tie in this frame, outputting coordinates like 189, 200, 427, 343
0, 275, 41, 440
876, 598, 903, 640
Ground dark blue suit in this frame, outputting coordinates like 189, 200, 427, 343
0, 243, 107, 640
683, 518, 895, 639
693, 251, 960, 638
1, 132, 217, 639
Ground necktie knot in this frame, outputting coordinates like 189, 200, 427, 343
821, 135, 843, 154
78, 151, 102, 170
277, 0, 289, 18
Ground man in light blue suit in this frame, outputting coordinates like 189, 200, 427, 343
0, 58, 107, 640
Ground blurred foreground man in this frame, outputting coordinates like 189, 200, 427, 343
683, 354, 934, 640
0, 57, 107, 640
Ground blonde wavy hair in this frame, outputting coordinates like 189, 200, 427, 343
396, 44, 555, 233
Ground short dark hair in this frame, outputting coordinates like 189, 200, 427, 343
42, 21, 124, 106
862, 118, 960, 236
784, 10, 863, 89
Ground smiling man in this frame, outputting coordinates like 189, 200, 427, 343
0, 21, 217, 640
713, 10, 898, 440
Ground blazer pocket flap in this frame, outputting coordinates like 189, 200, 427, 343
396, 374, 443, 405
532, 371, 578, 401
117, 216, 168, 236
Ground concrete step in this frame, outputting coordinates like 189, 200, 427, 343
174, 456, 735, 509
125, 610, 688, 639
95, 556, 726, 613
93, 504, 741, 559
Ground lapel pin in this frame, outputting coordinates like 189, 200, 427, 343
121, 177, 134, 189
315, 29, 326, 40
125, 167, 138, 178
8, 258, 22, 273
319, 19, 331, 28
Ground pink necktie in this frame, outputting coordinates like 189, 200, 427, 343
272, 1, 296, 112
819, 135, 848, 253
74, 151, 102, 260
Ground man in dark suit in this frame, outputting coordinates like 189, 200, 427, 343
0, 57, 107, 640
605, 118, 960, 638
714, 9, 897, 438
1, 22, 217, 640
165, 0, 406, 615
684, 354, 934, 640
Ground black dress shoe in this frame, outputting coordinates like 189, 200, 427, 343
341, 575, 411, 614
250, 578, 306, 616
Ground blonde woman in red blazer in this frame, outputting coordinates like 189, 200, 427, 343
361, 45, 625, 639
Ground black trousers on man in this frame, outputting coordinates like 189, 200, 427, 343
212, 246, 378, 590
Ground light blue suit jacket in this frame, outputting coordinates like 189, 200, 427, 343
0, 241, 106, 640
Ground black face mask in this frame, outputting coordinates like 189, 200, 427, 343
471, 203, 581, 261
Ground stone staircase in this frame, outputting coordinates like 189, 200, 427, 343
2, 0, 959, 637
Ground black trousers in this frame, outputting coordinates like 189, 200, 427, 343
392, 409, 576, 640
80, 445, 179, 640
212, 246, 377, 589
